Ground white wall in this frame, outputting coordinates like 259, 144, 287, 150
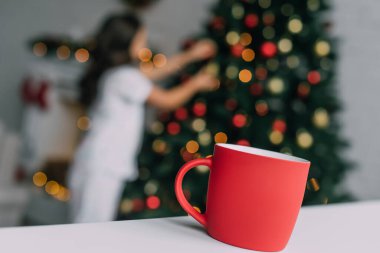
334, 0, 380, 200
0, 0, 379, 200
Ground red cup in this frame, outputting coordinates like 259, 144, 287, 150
175, 143, 310, 252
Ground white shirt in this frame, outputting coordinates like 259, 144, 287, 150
72, 66, 153, 180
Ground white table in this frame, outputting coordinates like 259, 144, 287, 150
0, 201, 378, 252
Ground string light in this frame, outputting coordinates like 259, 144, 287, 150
152, 139, 167, 154
307, 70, 321, 85
45, 180, 60, 195
77, 116, 91, 131
244, 14, 259, 28
255, 100, 269, 116
198, 131, 212, 146
153, 53, 167, 68
278, 38, 293, 53
239, 33, 253, 46
193, 102, 207, 117
192, 118, 206, 132
233, 114, 247, 128
236, 139, 250, 146
56, 45, 70, 60
150, 121, 164, 135
186, 140, 200, 154
138, 48, 152, 62
269, 130, 284, 145
272, 119, 287, 133
268, 77, 285, 94
281, 4, 294, 16
307, 0, 320, 11
167, 122, 181, 135
205, 62, 220, 76
144, 180, 159, 195
297, 130, 314, 149
226, 65, 239, 79
239, 69, 253, 83
288, 18, 303, 34
214, 132, 228, 143
120, 199, 134, 214
232, 4, 245, 19
242, 49, 255, 62
261, 41, 277, 58
226, 31, 240, 45
33, 171, 47, 187
313, 108, 330, 128
263, 26, 275, 39
315, 40, 330, 57
286, 55, 300, 69
258, 0, 271, 9
146, 196, 160, 210
196, 165, 210, 173
175, 107, 188, 121
33, 42, 47, 57
75, 48, 90, 63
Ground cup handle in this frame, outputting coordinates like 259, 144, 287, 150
175, 157, 212, 228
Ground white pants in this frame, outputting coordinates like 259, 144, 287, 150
69, 168, 124, 223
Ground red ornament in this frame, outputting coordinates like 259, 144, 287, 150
245, 14, 259, 28
231, 44, 245, 57
175, 107, 188, 121
272, 119, 287, 133
211, 16, 225, 30
132, 199, 145, 212
261, 41, 277, 58
255, 67, 268, 80
146, 196, 161, 210
255, 102, 269, 116
250, 83, 263, 96
297, 83, 310, 98
236, 139, 250, 146
193, 102, 207, 117
167, 122, 181, 135
307, 71, 321, 85
233, 114, 247, 128
225, 98, 238, 111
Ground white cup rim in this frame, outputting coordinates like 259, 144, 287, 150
216, 143, 310, 164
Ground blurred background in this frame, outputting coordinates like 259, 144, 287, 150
0, 0, 379, 226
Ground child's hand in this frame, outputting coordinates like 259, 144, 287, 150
190, 71, 220, 92
187, 39, 217, 61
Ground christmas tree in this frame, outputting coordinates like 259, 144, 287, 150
118, 0, 351, 220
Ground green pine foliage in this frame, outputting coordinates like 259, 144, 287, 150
118, 0, 352, 220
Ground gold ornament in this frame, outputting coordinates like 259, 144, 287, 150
150, 121, 164, 135
239, 69, 253, 83
242, 49, 255, 62
120, 199, 134, 214
152, 139, 167, 153
240, 33, 252, 46
232, 4, 244, 19
205, 62, 220, 76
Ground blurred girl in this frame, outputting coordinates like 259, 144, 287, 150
68, 13, 218, 223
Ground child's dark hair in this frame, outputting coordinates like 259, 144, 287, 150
79, 13, 142, 108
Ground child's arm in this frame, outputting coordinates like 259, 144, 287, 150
146, 71, 219, 111
144, 40, 216, 82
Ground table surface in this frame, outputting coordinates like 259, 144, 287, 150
0, 200, 379, 252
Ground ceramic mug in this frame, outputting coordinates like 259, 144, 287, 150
175, 143, 310, 252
